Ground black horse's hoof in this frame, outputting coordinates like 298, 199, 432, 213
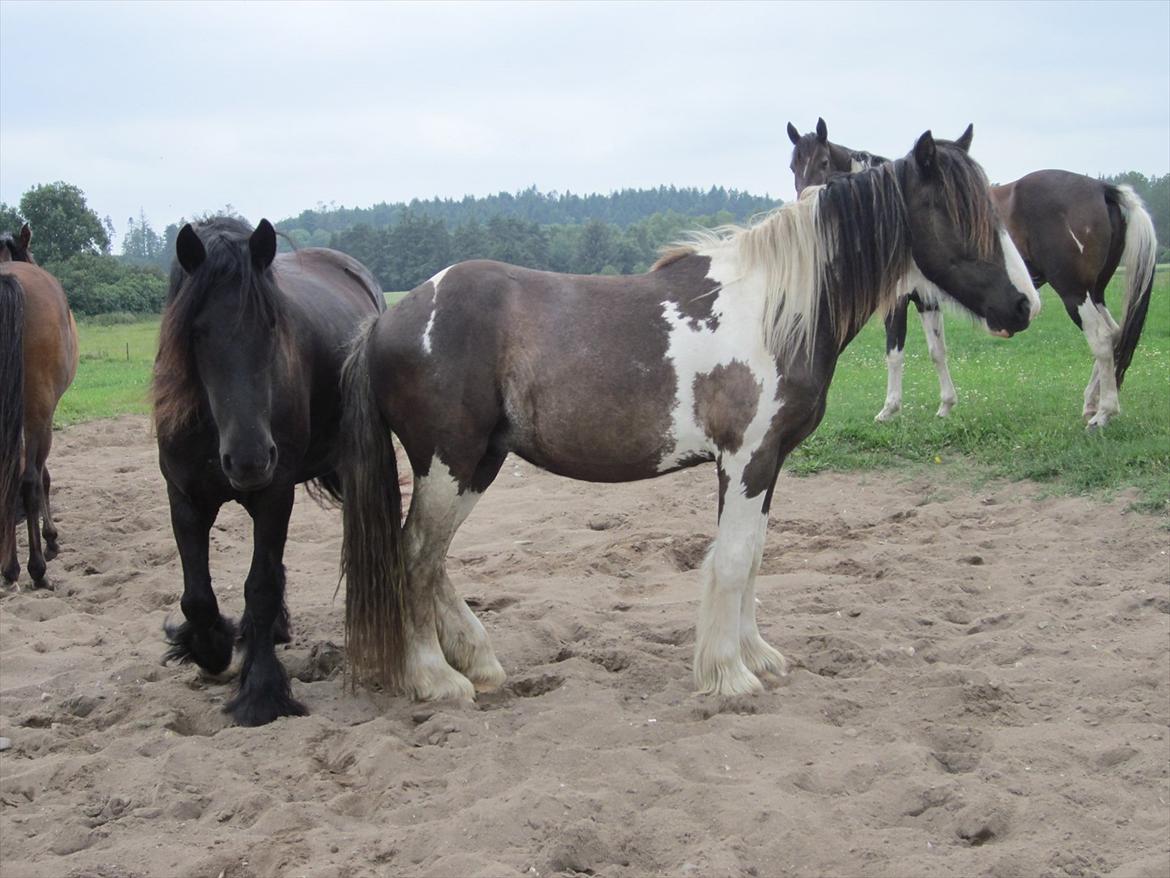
44, 542, 59, 562
224, 682, 308, 727
163, 615, 237, 675
2, 562, 19, 585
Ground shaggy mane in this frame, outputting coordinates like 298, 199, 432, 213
151, 217, 290, 440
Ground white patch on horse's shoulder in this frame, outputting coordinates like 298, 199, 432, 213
1067, 224, 1085, 254
850, 158, 864, 173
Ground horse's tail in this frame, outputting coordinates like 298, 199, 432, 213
1108, 184, 1157, 387
0, 273, 25, 565
339, 315, 407, 692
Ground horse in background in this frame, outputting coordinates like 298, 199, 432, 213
1, 225, 79, 586
340, 129, 1039, 703
154, 217, 384, 726
787, 118, 1158, 428
0, 224, 34, 264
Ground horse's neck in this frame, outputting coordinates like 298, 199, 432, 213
827, 141, 857, 173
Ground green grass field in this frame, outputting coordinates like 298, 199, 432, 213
58, 272, 1169, 512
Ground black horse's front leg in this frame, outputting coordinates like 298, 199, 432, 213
225, 485, 306, 726
162, 483, 236, 674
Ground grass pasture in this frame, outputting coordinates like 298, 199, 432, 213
57, 271, 1169, 510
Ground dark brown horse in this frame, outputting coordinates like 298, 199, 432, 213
1, 248, 80, 587
0, 224, 34, 264
154, 217, 384, 726
788, 118, 1158, 428
340, 130, 1039, 703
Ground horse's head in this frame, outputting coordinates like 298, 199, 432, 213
787, 118, 834, 195
0, 224, 34, 264
172, 217, 284, 492
899, 127, 1040, 338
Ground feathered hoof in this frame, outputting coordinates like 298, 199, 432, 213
408, 656, 476, 702
742, 636, 788, 678
694, 655, 764, 698
466, 653, 507, 693
225, 673, 308, 727
874, 405, 900, 423
163, 615, 237, 675
935, 400, 956, 418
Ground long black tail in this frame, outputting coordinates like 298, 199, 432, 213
339, 316, 407, 691
1, 274, 25, 572
1107, 185, 1157, 387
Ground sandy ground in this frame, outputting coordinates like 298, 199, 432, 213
1, 415, 1168, 878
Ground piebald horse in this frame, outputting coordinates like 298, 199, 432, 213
341, 130, 1040, 702
788, 118, 1157, 428
1, 225, 80, 587
154, 217, 384, 725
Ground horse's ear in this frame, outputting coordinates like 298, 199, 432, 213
787, 122, 801, 146
18, 223, 31, 249
176, 223, 206, 274
816, 118, 828, 143
913, 130, 937, 175
250, 219, 277, 271
955, 123, 974, 153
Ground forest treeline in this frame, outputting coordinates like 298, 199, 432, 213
1, 174, 1166, 315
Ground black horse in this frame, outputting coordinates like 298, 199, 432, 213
788, 118, 1157, 428
153, 217, 384, 725
0, 223, 34, 264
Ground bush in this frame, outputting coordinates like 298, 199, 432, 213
41, 253, 168, 316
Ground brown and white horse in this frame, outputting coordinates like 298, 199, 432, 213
788, 118, 1158, 428
340, 130, 1039, 702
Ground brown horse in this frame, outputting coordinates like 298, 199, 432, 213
340, 130, 1038, 702
787, 119, 1158, 428
1, 256, 80, 587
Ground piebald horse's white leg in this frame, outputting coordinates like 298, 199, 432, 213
694, 456, 770, 696
739, 513, 787, 677
1078, 295, 1121, 429
920, 309, 957, 418
876, 349, 904, 422
433, 487, 506, 692
401, 461, 476, 702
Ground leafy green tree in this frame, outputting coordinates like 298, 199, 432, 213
44, 253, 168, 316
18, 182, 110, 263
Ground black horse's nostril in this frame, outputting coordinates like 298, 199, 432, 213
222, 453, 233, 474
268, 445, 277, 466
1016, 295, 1032, 323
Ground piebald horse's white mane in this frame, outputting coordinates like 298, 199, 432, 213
658, 165, 913, 360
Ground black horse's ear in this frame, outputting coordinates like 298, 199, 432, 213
18, 223, 31, 249
249, 219, 277, 270
913, 130, 937, 175
955, 123, 974, 153
176, 223, 206, 274
816, 117, 828, 143
787, 122, 801, 146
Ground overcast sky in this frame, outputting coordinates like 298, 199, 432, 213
1, 0, 1167, 247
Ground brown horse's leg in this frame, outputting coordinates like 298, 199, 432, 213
21, 459, 47, 586
226, 485, 306, 726
41, 467, 59, 560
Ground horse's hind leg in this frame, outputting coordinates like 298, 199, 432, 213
399, 461, 478, 702
162, 483, 235, 675
226, 486, 306, 726
917, 301, 957, 418
433, 448, 507, 692
20, 438, 48, 586
41, 467, 59, 561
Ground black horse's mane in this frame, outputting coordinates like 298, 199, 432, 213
814, 140, 999, 347
153, 217, 289, 441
